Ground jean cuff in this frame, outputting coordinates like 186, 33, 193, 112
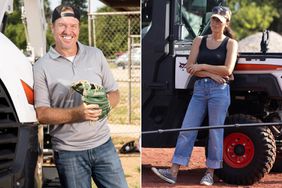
206, 159, 223, 169
172, 155, 190, 166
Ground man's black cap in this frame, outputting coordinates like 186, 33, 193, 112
52, 4, 81, 23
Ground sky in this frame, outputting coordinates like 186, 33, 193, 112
49, 0, 105, 12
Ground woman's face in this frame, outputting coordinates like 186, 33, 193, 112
210, 17, 227, 34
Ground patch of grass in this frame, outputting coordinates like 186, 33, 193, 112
109, 62, 118, 69
112, 136, 136, 146
136, 166, 140, 173
125, 174, 132, 178
108, 83, 140, 125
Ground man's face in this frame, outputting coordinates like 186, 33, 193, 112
51, 12, 80, 51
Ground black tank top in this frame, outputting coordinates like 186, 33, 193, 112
197, 35, 229, 66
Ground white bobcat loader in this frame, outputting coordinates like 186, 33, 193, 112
0, 0, 46, 187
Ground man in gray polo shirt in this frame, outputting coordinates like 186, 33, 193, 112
33, 4, 128, 188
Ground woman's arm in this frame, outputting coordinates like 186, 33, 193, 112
185, 36, 203, 68
193, 70, 229, 84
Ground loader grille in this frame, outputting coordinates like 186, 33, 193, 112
0, 80, 18, 174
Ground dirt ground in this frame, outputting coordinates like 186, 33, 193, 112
112, 136, 141, 188
142, 147, 282, 188
120, 153, 140, 188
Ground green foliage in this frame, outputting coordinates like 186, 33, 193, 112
95, 6, 127, 58
5, 23, 26, 49
228, 0, 279, 40
44, 0, 52, 21
95, 6, 140, 59
4, 0, 52, 50
78, 20, 89, 45
43, 0, 53, 47
46, 24, 54, 47
61, 0, 88, 19
4, 5, 27, 49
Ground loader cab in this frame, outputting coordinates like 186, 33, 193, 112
142, 0, 224, 147
142, 0, 221, 40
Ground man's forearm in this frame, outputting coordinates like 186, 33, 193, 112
36, 106, 83, 125
107, 90, 120, 109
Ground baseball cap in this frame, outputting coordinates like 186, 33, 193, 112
211, 6, 231, 23
52, 4, 81, 23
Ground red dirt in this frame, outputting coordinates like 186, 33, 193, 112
142, 147, 282, 188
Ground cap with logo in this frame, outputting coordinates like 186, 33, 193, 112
211, 6, 231, 23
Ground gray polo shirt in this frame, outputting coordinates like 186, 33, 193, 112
33, 42, 118, 151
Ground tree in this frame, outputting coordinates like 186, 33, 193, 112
268, 0, 282, 33
61, 0, 88, 19
4, 0, 25, 49
228, 0, 279, 40
4, 0, 52, 50
94, 6, 140, 58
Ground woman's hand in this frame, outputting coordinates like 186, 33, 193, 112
210, 74, 229, 84
186, 64, 204, 75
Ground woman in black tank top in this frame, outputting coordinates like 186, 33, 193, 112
151, 6, 238, 186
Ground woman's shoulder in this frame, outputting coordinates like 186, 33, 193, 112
226, 37, 238, 51
193, 35, 206, 45
227, 37, 238, 45
194, 35, 207, 40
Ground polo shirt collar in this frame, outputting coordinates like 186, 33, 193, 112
48, 42, 85, 60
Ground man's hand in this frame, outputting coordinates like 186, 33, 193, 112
79, 103, 102, 122
71, 80, 112, 121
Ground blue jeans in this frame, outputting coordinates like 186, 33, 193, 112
54, 138, 128, 188
172, 78, 230, 169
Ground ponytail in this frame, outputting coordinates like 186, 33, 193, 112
224, 25, 235, 39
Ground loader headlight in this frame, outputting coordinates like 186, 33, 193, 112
20, 80, 34, 105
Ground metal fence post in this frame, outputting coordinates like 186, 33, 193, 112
128, 15, 132, 124
88, 14, 93, 46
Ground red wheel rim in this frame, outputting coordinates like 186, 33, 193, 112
223, 133, 255, 168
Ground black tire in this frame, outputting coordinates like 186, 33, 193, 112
215, 114, 276, 185
271, 137, 282, 172
272, 155, 282, 172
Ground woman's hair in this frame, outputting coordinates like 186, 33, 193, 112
224, 25, 235, 39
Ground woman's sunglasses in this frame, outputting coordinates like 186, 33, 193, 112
212, 6, 230, 20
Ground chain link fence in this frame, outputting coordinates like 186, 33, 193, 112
88, 11, 140, 125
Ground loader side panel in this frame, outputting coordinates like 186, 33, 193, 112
231, 74, 282, 98
0, 80, 38, 188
